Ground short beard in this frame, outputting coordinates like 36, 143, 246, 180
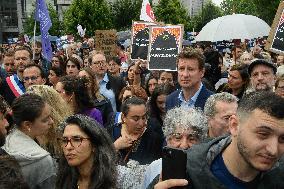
237, 133, 257, 171
255, 84, 272, 92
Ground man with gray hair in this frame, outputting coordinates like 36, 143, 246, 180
141, 106, 207, 188
204, 92, 238, 138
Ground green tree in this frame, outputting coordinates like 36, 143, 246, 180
250, 0, 281, 25
220, 0, 281, 25
63, 0, 113, 37
221, 0, 257, 15
23, 4, 62, 36
111, 0, 142, 31
154, 0, 191, 32
191, 1, 223, 32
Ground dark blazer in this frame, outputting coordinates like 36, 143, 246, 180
105, 72, 126, 112
165, 85, 213, 111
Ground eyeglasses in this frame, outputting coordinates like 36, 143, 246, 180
23, 76, 40, 82
276, 86, 284, 91
92, 60, 106, 66
58, 136, 90, 148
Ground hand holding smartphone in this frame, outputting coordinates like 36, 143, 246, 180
162, 147, 188, 189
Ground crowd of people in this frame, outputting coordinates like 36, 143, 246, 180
0, 37, 283, 189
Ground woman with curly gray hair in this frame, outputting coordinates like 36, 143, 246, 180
56, 114, 117, 189
141, 106, 208, 189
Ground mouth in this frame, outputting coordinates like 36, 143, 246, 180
65, 153, 76, 160
258, 154, 276, 164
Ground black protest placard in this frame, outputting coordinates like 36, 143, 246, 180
265, 1, 284, 54
148, 25, 183, 71
131, 21, 156, 60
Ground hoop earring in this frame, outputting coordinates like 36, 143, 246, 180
67, 93, 74, 103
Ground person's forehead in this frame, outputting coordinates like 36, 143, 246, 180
92, 54, 106, 61
178, 58, 199, 67
243, 109, 284, 130
3, 56, 14, 62
173, 127, 194, 135
215, 100, 237, 112
252, 64, 274, 73
52, 57, 59, 60
160, 72, 172, 78
15, 50, 30, 57
149, 78, 158, 84
23, 67, 41, 75
128, 104, 146, 114
67, 61, 76, 65
63, 123, 87, 137
229, 70, 241, 77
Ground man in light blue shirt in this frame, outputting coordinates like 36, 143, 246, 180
91, 52, 126, 112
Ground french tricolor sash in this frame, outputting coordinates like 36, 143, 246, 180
6, 74, 25, 97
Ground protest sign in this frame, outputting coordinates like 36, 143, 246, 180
95, 30, 117, 57
265, 1, 284, 54
131, 21, 156, 60
148, 25, 183, 71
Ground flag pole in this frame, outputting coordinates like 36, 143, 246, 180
33, 20, 36, 60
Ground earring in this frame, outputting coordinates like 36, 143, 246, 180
28, 127, 31, 132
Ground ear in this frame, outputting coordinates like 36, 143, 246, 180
42, 78, 46, 85
228, 114, 239, 137
22, 121, 32, 132
121, 113, 126, 123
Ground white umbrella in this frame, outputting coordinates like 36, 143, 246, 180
195, 14, 271, 42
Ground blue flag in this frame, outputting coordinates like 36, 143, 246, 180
35, 0, 53, 61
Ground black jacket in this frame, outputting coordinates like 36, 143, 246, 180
186, 136, 284, 189
93, 98, 113, 127
148, 136, 284, 189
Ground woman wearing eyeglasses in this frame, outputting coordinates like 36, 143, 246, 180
107, 96, 163, 165
56, 114, 117, 189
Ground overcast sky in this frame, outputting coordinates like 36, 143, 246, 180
211, 0, 223, 6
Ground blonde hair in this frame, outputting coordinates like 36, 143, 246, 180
26, 85, 74, 156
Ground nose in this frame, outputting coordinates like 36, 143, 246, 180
65, 140, 73, 150
137, 118, 146, 127
257, 73, 264, 81
179, 137, 190, 150
266, 138, 278, 156
3, 118, 9, 128
182, 69, 190, 77
49, 117, 54, 125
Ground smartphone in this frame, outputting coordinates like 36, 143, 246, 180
162, 147, 187, 188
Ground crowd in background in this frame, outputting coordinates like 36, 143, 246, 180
0, 37, 284, 189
